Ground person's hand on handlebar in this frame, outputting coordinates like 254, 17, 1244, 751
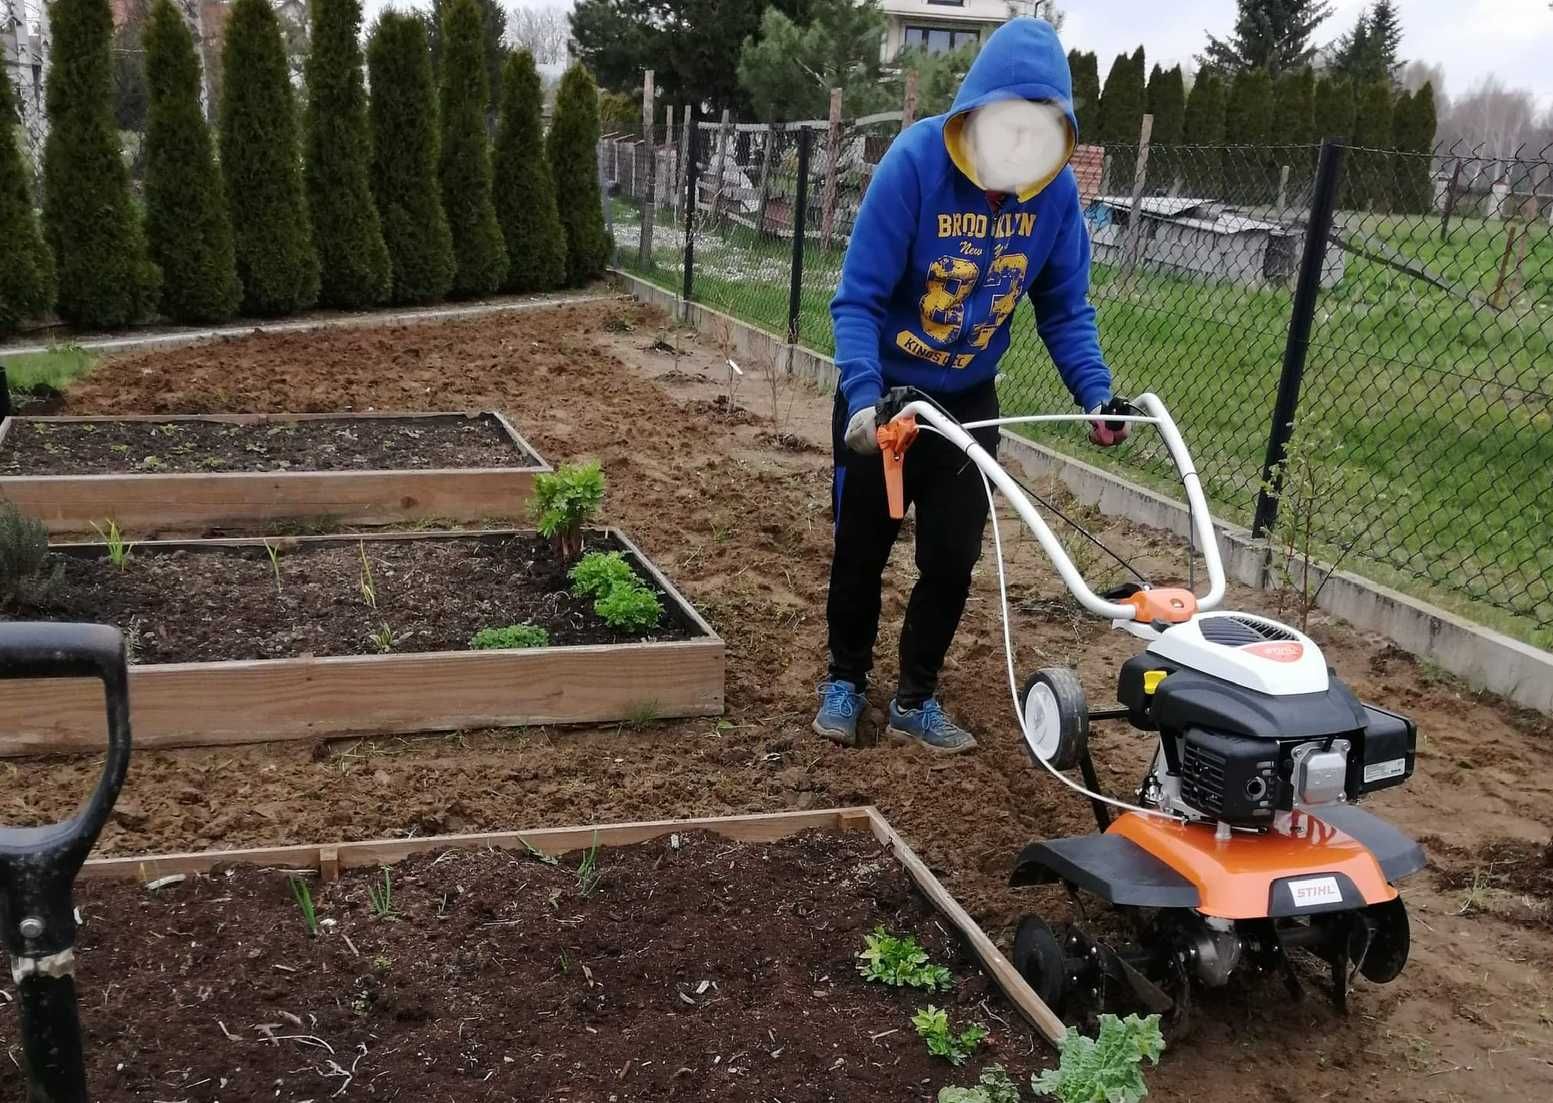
1088, 397, 1133, 448
845, 406, 881, 454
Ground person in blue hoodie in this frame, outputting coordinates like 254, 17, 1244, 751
814, 17, 1130, 754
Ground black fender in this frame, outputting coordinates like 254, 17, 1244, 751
1010, 834, 1201, 909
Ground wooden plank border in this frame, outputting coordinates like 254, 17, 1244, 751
79, 806, 1065, 1043
0, 411, 551, 534
0, 528, 723, 755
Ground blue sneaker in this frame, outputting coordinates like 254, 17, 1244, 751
887, 698, 977, 754
814, 680, 866, 746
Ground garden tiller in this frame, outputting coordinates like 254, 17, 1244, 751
872, 389, 1423, 1026
0, 623, 132, 1103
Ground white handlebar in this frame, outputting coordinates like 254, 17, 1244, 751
897, 393, 1225, 619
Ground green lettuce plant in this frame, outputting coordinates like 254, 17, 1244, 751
1031, 1013, 1164, 1103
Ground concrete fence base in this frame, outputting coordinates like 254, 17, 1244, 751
612, 268, 1553, 716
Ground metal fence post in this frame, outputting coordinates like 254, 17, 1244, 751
787, 127, 813, 344
681, 113, 700, 310
1252, 138, 1346, 539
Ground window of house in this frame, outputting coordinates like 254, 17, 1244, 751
926, 0, 966, 6
902, 25, 981, 54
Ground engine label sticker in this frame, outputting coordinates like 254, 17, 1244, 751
1364, 758, 1407, 783
1243, 641, 1305, 662
1288, 876, 1343, 908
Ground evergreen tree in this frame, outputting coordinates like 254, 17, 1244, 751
494, 49, 568, 292
304, 0, 391, 308
1146, 63, 1185, 188
143, 0, 240, 323
737, 0, 890, 123
0, 66, 55, 335
439, 0, 508, 296
220, 0, 319, 316
1068, 49, 1101, 138
1332, 2, 1403, 85
1182, 70, 1228, 195
1312, 73, 1356, 141
547, 63, 611, 285
430, 0, 508, 114
1226, 69, 1275, 144
1097, 45, 1146, 184
1269, 67, 1315, 204
368, 11, 456, 305
1349, 79, 1396, 211
1391, 84, 1436, 213
1199, 1, 1335, 76
42, 0, 160, 328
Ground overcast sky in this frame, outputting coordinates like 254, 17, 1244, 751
363, 0, 1553, 110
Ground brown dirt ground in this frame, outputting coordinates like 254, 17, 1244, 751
4, 294, 1552, 1101
0, 830, 1042, 1102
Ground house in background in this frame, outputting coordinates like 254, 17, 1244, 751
879, 0, 1017, 62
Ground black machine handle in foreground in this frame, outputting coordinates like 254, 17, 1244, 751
0, 623, 132, 1103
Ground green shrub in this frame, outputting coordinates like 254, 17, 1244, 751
568, 550, 637, 600
938, 1066, 1021, 1103
531, 461, 604, 561
470, 623, 550, 649
368, 12, 455, 305
1030, 1013, 1164, 1103
493, 49, 567, 293
42, 0, 160, 328
304, 0, 391, 308
0, 500, 50, 604
594, 582, 662, 632
143, 0, 240, 324
547, 64, 611, 285
439, 0, 508, 298
0, 64, 55, 335
220, 0, 319, 316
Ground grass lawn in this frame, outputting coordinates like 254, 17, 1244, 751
1, 345, 98, 393
610, 196, 1552, 645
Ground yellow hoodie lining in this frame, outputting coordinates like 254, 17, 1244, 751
943, 108, 1076, 203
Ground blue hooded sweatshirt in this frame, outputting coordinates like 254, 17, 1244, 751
830, 17, 1111, 420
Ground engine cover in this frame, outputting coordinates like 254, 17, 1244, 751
1147, 613, 1329, 696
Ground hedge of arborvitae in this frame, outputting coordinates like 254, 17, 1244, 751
1392, 84, 1438, 215
143, 0, 240, 323
494, 49, 567, 293
1066, 50, 1100, 138
367, 11, 455, 305
1182, 70, 1227, 194
42, 0, 159, 327
1349, 79, 1396, 211
304, 0, 390, 308
547, 64, 611, 286
220, 0, 319, 316
0, 68, 55, 335
439, 0, 507, 297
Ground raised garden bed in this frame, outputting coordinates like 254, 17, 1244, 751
0, 528, 721, 754
0, 411, 548, 533
11, 808, 1056, 1102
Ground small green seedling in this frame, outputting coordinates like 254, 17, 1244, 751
1030, 1013, 1164, 1103
91, 519, 132, 569
531, 461, 605, 561
576, 833, 603, 898
368, 623, 398, 653
366, 868, 395, 919
520, 837, 560, 865
939, 1065, 1022, 1103
594, 581, 662, 631
857, 927, 953, 991
912, 1005, 988, 1067
289, 875, 319, 937
568, 550, 637, 599
263, 540, 283, 595
358, 541, 377, 610
469, 623, 550, 650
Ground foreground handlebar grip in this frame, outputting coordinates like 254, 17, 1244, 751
876, 415, 919, 520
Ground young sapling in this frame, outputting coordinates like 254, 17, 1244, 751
531, 461, 605, 562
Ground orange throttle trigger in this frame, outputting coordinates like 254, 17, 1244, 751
876, 415, 919, 520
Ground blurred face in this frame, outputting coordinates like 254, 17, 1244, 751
964, 99, 1070, 194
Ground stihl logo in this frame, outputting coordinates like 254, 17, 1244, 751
1244, 641, 1304, 663
1288, 876, 1342, 907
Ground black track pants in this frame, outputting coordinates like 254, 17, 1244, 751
825, 381, 1001, 707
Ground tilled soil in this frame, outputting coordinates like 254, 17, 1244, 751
4, 295, 1552, 1101
0, 412, 532, 475
0, 830, 1041, 1102
1, 533, 694, 662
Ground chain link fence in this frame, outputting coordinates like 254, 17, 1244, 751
603, 124, 1553, 647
